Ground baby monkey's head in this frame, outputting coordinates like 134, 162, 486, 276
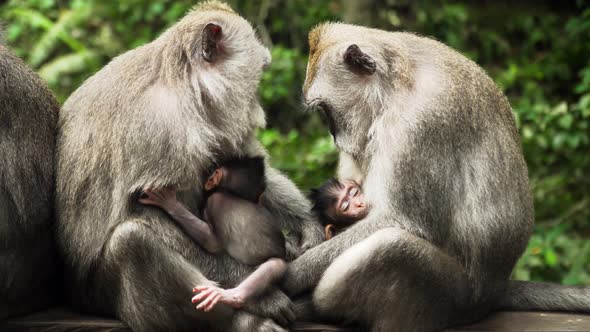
204, 157, 266, 203
310, 178, 369, 239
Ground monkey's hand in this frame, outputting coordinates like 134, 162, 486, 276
284, 233, 302, 260
242, 287, 295, 327
299, 220, 325, 252
192, 285, 245, 312
138, 187, 178, 213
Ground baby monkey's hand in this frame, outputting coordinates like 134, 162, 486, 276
138, 187, 179, 213
192, 285, 246, 312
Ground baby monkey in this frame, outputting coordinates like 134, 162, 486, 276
309, 178, 369, 240
139, 157, 286, 312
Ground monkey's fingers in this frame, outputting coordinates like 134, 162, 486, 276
191, 287, 216, 304
151, 189, 165, 200
137, 198, 157, 206
142, 189, 161, 200
284, 305, 296, 324
193, 285, 209, 293
203, 293, 222, 312
163, 186, 176, 196
142, 188, 156, 195
196, 291, 220, 311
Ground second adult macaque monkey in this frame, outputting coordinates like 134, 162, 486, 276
282, 22, 590, 331
140, 157, 287, 312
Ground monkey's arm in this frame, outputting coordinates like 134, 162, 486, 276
139, 188, 223, 253
192, 258, 287, 310
282, 210, 392, 296
262, 166, 324, 251
166, 204, 223, 254
235, 258, 287, 302
242, 136, 324, 254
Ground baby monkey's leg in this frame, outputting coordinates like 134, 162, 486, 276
192, 258, 287, 312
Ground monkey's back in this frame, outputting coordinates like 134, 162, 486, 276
0, 45, 60, 319
207, 193, 286, 266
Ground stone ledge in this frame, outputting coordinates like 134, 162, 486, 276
2, 308, 589, 331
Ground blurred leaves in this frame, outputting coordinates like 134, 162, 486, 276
258, 128, 338, 189
0, 0, 588, 283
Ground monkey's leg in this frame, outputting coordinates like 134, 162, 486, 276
313, 228, 470, 332
192, 258, 287, 310
102, 220, 287, 332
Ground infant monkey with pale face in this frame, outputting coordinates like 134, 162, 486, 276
139, 157, 286, 312
309, 178, 370, 240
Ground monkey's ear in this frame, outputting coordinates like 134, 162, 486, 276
202, 23, 223, 63
344, 44, 376, 75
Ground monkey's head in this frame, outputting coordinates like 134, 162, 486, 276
303, 23, 411, 159
165, 1, 271, 131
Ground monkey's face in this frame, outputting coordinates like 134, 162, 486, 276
327, 179, 369, 225
179, 5, 271, 130
303, 23, 393, 159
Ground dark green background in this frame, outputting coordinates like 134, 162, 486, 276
1, 0, 588, 284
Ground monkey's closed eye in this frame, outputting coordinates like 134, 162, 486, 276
340, 200, 350, 211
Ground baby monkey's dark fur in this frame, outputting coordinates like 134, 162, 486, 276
204, 157, 286, 265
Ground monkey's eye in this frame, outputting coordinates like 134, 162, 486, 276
350, 187, 359, 197
340, 200, 350, 211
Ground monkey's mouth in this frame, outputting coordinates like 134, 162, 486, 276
307, 99, 337, 137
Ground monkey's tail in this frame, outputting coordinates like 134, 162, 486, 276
496, 280, 590, 313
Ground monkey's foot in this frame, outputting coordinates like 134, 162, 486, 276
192, 285, 246, 311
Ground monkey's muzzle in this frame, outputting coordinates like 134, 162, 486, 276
307, 99, 337, 138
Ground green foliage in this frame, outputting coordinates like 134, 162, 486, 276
1, 0, 588, 283
515, 223, 590, 285
258, 128, 338, 190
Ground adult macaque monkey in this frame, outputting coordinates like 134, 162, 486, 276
283, 23, 590, 331
56, 2, 323, 332
0, 41, 60, 319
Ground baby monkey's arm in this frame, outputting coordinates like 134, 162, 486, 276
192, 257, 287, 312
139, 187, 222, 253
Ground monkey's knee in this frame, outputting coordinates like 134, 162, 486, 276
313, 228, 406, 317
315, 228, 404, 293
105, 220, 146, 259
267, 257, 287, 269
104, 220, 238, 330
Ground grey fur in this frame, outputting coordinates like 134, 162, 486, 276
206, 192, 286, 265
498, 281, 590, 312
0, 44, 60, 319
283, 23, 589, 331
55, 2, 322, 332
